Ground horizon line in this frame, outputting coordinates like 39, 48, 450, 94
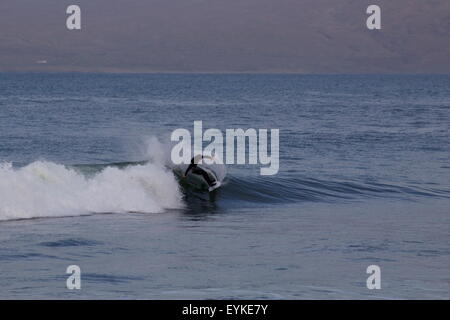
1, 70, 449, 76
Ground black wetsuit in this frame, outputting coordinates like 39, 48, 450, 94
184, 157, 216, 187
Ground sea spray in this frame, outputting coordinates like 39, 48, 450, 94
0, 161, 183, 221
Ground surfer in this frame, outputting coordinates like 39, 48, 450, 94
183, 155, 217, 188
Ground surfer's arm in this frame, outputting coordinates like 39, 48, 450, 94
184, 155, 214, 177
184, 164, 195, 177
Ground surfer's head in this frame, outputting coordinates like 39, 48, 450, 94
191, 154, 203, 165
191, 154, 214, 165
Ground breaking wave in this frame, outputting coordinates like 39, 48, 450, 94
0, 160, 183, 221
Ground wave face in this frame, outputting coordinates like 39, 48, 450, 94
0, 161, 183, 221
215, 176, 450, 204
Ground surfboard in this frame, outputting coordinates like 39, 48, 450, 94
208, 180, 221, 192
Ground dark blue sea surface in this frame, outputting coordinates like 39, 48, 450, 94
0, 74, 449, 299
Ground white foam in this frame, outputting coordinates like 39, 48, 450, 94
0, 160, 183, 221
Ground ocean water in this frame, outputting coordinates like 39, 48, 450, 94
0, 73, 449, 299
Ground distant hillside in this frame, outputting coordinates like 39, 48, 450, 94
0, 0, 449, 73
